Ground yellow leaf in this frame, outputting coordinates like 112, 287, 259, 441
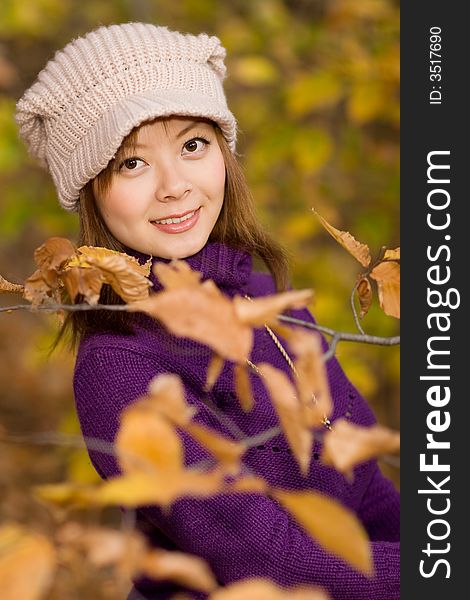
370, 261, 400, 318
321, 419, 400, 479
356, 276, 373, 319
0, 524, 56, 600
383, 247, 400, 261
291, 129, 333, 174
257, 363, 313, 475
183, 422, 245, 475
232, 56, 279, 86
272, 489, 373, 576
287, 73, 343, 117
117, 405, 183, 474
312, 210, 371, 267
225, 475, 269, 495
141, 549, 218, 593
347, 80, 387, 124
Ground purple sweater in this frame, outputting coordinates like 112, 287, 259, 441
73, 242, 400, 600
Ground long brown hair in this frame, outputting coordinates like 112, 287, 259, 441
58, 118, 290, 349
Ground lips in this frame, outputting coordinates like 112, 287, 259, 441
151, 207, 201, 234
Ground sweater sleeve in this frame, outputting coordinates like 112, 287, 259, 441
74, 344, 399, 600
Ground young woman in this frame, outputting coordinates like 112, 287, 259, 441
15, 23, 399, 600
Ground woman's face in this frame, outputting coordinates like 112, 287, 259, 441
93, 117, 226, 259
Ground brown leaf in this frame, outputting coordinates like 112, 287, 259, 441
257, 363, 313, 475
287, 329, 333, 426
131, 283, 253, 363
34, 237, 76, 272
61, 266, 104, 304
356, 276, 373, 319
233, 289, 313, 327
205, 353, 225, 392
116, 405, 183, 474
0, 274, 24, 295
234, 363, 254, 412
183, 422, 245, 475
153, 260, 203, 289
146, 374, 196, 426
312, 209, 371, 267
321, 419, 400, 479
141, 549, 218, 593
370, 260, 400, 318
23, 269, 54, 307
272, 489, 373, 576
75, 246, 152, 277
0, 523, 56, 600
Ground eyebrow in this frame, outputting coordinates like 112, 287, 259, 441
133, 120, 206, 150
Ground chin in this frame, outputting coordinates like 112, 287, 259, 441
153, 236, 208, 260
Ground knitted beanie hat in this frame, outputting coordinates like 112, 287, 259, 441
15, 23, 237, 212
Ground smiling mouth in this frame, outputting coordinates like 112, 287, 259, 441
153, 209, 198, 225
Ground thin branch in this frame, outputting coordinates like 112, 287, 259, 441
350, 280, 366, 335
278, 315, 400, 346
322, 333, 341, 362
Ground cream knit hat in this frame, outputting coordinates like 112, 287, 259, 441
15, 23, 237, 211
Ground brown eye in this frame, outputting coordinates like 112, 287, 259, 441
184, 140, 198, 153
124, 158, 138, 169
182, 137, 210, 155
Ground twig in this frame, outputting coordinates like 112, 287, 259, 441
350, 280, 366, 335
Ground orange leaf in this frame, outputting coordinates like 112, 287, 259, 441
153, 260, 203, 289
146, 374, 196, 426
272, 489, 373, 576
234, 363, 254, 412
370, 260, 400, 318
287, 329, 333, 425
140, 548, 218, 593
383, 247, 400, 261
210, 577, 330, 600
257, 363, 313, 475
183, 422, 245, 475
233, 289, 313, 327
205, 353, 225, 392
61, 265, 104, 304
131, 282, 253, 363
356, 276, 373, 319
0, 524, 56, 600
225, 475, 269, 495
321, 419, 400, 479
312, 210, 371, 267
116, 405, 183, 474
23, 269, 54, 306
34, 237, 76, 272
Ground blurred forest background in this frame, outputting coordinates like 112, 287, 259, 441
0, 0, 399, 586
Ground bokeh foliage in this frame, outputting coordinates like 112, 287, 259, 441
0, 0, 399, 506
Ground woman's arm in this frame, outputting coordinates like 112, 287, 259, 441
74, 344, 399, 600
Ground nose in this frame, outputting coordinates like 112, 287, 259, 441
154, 160, 192, 203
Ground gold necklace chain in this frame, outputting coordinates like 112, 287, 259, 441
244, 295, 332, 430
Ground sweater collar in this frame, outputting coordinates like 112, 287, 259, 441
129, 242, 253, 294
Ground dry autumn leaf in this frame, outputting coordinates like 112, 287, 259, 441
205, 353, 225, 392
116, 404, 183, 474
370, 260, 400, 318
272, 489, 373, 576
257, 363, 313, 475
153, 259, 203, 289
141, 549, 218, 593
233, 289, 313, 327
23, 269, 57, 306
147, 374, 196, 426
383, 247, 400, 261
183, 422, 245, 475
131, 282, 253, 363
224, 474, 269, 495
234, 363, 254, 412
61, 266, 104, 304
287, 329, 333, 425
210, 577, 330, 600
0, 274, 24, 294
356, 276, 373, 319
0, 523, 56, 600
34, 237, 76, 273
321, 419, 400, 479
312, 209, 371, 267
